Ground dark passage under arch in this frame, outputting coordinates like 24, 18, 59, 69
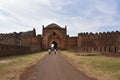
51, 41, 57, 49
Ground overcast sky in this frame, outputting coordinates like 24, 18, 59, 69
0, 0, 120, 36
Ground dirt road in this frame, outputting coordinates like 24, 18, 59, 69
27, 54, 96, 80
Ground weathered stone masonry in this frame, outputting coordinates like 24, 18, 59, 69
0, 43, 30, 56
42, 24, 67, 50
0, 23, 120, 57
0, 28, 41, 56
77, 31, 120, 56
41, 23, 120, 57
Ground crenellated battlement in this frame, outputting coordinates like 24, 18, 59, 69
77, 31, 120, 57
0, 23, 119, 57
0, 28, 42, 56
78, 31, 120, 37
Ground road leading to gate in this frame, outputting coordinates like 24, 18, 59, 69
27, 54, 96, 80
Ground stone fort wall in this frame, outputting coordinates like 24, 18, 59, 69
66, 36, 77, 51
0, 24, 120, 57
0, 43, 31, 56
0, 29, 42, 56
77, 31, 120, 57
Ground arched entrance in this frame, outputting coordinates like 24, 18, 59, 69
48, 32, 61, 49
42, 23, 67, 50
51, 41, 57, 49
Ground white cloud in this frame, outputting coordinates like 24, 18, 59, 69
0, 0, 120, 36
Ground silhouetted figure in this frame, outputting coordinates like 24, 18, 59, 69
48, 49, 51, 54
54, 49, 57, 54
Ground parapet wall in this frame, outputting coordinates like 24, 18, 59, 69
0, 27, 119, 57
66, 36, 77, 51
0, 29, 42, 57
77, 31, 120, 57
0, 43, 31, 57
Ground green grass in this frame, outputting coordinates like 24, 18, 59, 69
0, 52, 47, 80
62, 51, 120, 80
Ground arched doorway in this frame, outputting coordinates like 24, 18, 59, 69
51, 41, 57, 49
48, 32, 61, 49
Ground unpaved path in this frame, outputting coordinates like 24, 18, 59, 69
27, 54, 96, 80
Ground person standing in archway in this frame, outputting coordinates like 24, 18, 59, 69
48, 48, 51, 54
54, 49, 57, 54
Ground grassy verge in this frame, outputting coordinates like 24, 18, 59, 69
62, 51, 120, 80
0, 52, 47, 80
